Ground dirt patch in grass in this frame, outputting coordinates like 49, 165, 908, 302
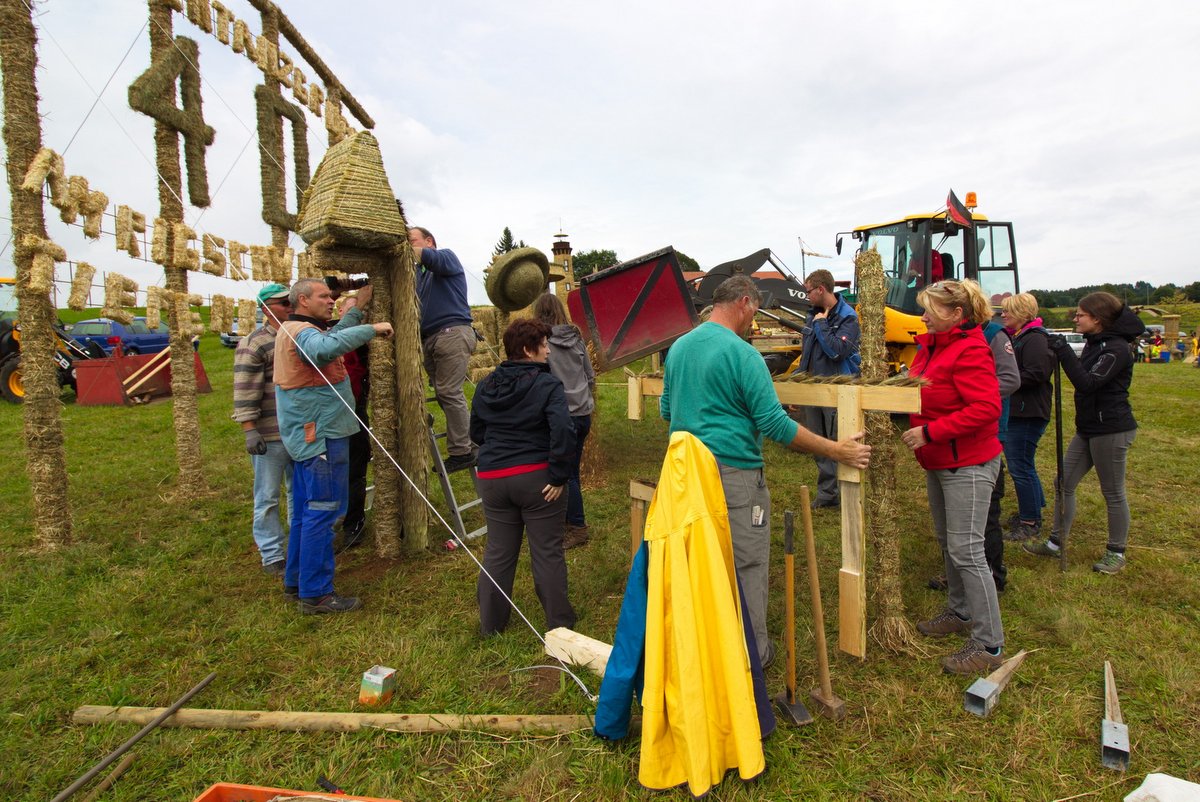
338, 553, 404, 584
479, 666, 563, 704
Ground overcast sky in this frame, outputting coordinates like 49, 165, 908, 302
3, 1, 1198, 308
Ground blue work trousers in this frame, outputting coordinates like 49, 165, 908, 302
285, 436, 349, 600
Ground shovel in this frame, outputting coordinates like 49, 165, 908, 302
775, 510, 813, 726
800, 489, 846, 720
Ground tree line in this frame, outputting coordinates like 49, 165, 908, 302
1029, 281, 1200, 308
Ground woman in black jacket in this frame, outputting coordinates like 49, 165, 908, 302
470, 319, 577, 634
1025, 292, 1145, 574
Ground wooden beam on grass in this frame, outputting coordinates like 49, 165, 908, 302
545, 627, 613, 678
73, 706, 595, 735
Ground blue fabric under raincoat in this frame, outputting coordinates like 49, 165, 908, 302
594, 432, 773, 797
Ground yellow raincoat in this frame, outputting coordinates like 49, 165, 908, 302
639, 432, 766, 796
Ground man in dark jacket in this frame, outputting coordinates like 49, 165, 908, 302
410, 226, 478, 473
797, 269, 861, 508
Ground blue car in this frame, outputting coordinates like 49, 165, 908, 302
70, 317, 170, 356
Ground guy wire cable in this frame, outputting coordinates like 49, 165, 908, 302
265, 300, 597, 701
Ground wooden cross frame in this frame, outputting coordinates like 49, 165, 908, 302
628, 374, 921, 658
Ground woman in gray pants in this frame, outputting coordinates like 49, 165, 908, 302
1026, 292, 1145, 574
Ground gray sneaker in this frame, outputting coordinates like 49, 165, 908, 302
941, 640, 1004, 675
1023, 539, 1061, 558
1093, 551, 1127, 575
299, 593, 362, 615
917, 608, 972, 637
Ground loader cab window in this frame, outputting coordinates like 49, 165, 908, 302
859, 222, 926, 315
974, 222, 1019, 306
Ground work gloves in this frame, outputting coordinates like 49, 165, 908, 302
244, 428, 268, 455
1046, 333, 1069, 354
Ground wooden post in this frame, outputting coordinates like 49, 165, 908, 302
629, 479, 656, 560
631, 377, 920, 658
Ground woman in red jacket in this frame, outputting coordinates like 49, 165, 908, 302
900, 280, 1005, 675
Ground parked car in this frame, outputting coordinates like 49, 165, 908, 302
220, 310, 264, 348
70, 316, 170, 356
1050, 329, 1085, 357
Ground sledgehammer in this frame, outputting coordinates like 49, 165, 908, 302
800, 490, 846, 720
775, 510, 813, 726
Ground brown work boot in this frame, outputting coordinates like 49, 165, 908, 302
562, 524, 590, 550
917, 608, 972, 637
940, 640, 1004, 675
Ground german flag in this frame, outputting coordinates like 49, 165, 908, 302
947, 189, 973, 228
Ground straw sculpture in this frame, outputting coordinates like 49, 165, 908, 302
360, 246, 402, 557
144, 2, 204, 498
391, 242, 429, 551
578, 340, 605, 486
19, 146, 67, 206
297, 131, 403, 248
202, 234, 226, 276
115, 205, 145, 258
173, 223, 200, 270
101, 273, 138, 325
238, 298, 257, 339
485, 247, 549, 312
857, 248, 919, 652
151, 217, 170, 265
146, 286, 166, 330
67, 263, 95, 311
127, 31, 214, 208
227, 240, 249, 280
254, 84, 310, 230
20, 234, 64, 295
1, 0, 72, 546
209, 295, 234, 333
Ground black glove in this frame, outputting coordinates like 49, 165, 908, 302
244, 428, 268, 455
1046, 333, 1069, 353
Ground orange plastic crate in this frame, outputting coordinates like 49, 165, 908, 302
193, 782, 402, 801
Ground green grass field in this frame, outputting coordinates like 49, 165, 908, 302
1, 335, 1198, 801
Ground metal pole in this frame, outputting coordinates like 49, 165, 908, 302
1054, 361, 1066, 572
51, 672, 216, 802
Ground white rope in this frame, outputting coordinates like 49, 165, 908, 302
267, 303, 598, 704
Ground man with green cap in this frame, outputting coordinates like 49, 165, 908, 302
232, 283, 293, 578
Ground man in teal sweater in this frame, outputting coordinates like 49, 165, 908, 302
661, 275, 871, 666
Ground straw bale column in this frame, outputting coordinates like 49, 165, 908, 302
146, 1, 205, 497
0, 0, 72, 546
389, 244, 429, 551
857, 248, 917, 651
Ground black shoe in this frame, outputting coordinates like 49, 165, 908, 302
927, 574, 948, 591
262, 559, 286, 578
299, 593, 362, 615
283, 585, 299, 602
811, 498, 839, 509
442, 452, 477, 473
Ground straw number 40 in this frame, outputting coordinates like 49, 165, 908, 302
128, 36, 216, 208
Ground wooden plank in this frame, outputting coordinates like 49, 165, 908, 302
838, 479, 866, 657
630, 480, 655, 560
776, 382, 921, 414
837, 568, 865, 659
626, 371, 644, 421
544, 627, 612, 678
120, 347, 170, 389
836, 385, 867, 483
123, 354, 172, 395
1104, 660, 1123, 724
635, 374, 919, 415
73, 706, 595, 734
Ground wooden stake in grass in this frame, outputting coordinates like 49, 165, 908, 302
1, 0, 73, 547
856, 248, 919, 652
